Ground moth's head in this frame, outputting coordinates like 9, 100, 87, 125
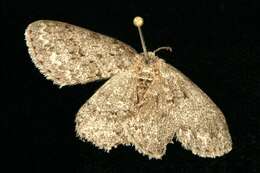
136, 51, 166, 67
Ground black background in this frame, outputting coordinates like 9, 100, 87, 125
3, 0, 259, 172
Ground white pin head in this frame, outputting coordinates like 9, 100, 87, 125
133, 16, 144, 27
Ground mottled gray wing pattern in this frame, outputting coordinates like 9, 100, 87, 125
75, 67, 182, 159
25, 20, 137, 87
123, 60, 232, 159
160, 63, 232, 158
75, 71, 137, 151
75, 58, 232, 159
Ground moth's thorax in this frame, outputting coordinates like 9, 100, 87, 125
131, 52, 165, 81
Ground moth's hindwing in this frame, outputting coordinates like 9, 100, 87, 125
75, 71, 136, 151
163, 64, 232, 158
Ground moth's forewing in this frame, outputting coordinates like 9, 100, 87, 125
25, 20, 137, 87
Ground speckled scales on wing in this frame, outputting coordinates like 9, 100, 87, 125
25, 20, 137, 86
161, 63, 232, 158
75, 71, 138, 151
75, 56, 232, 159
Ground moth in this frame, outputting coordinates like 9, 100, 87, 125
25, 16, 232, 159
